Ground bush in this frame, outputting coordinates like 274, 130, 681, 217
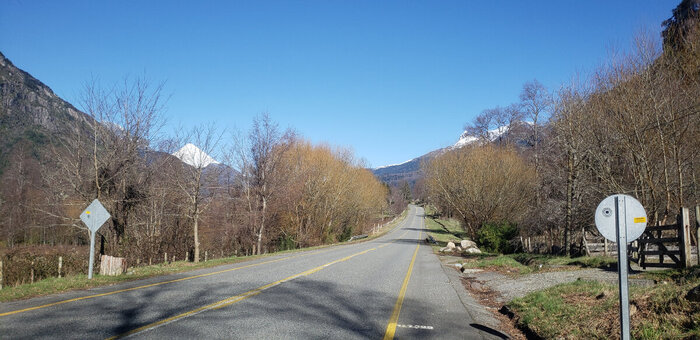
476, 222, 518, 254
1, 245, 90, 286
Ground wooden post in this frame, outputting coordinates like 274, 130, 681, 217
696, 205, 700, 266
604, 238, 608, 256
205, 251, 208, 262
31, 260, 35, 284
0, 260, 3, 290
164, 252, 168, 264
657, 220, 663, 264
583, 229, 591, 256
58, 256, 63, 278
679, 207, 692, 268
186, 252, 189, 262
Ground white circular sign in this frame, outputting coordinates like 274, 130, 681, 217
594, 194, 647, 242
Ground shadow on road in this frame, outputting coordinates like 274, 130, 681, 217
129, 279, 492, 339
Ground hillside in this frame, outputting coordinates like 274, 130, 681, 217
372, 120, 534, 187
0, 51, 94, 174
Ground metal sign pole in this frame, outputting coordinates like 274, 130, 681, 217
615, 196, 630, 340
80, 199, 111, 280
88, 230, 96, 279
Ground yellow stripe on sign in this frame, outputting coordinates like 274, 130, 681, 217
383, 231, 421, 340
0, 249, 331, 317
634, 217, 647, 223
107, 247, 378, 339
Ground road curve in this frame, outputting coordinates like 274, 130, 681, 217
0, 205, 504, 339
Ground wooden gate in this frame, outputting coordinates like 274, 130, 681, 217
639, 207, 693, 269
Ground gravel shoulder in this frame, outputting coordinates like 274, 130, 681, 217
462, 268, 620, 303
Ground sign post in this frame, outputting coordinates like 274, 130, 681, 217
80, 199, 111, 279
595, 194, 647, 340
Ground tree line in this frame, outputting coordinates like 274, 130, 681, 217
0, 80, 390, 271
425, 1, 699, 255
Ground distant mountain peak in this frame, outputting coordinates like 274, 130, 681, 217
452, 126, 510, 149
172, 143, 220, 168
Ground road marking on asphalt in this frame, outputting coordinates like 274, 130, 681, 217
107, 247, 379, 339
383, 231, 421, 340
0, 249, 332, 317
397, 324, 434, 330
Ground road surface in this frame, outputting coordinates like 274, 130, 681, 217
0, 205, 505, 339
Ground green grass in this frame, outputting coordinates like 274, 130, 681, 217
510, 253, 617, 269
508, 273, 700, 339
638, 265, 700, 283
458, 253, 619, 276
461, 255, 531, 274
423, 205, 469, 246
0, 209, 411, 303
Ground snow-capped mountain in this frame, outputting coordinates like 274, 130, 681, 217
372, 121, 534, 187
452, 126, 509, 148
172, 143, 220, 168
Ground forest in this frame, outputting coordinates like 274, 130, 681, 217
0, 92, 391, 284
425, 1, 699, 255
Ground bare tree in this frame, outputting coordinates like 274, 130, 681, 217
170, 124, 224, 263
232, 113, 294, 255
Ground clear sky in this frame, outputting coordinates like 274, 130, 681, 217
1, 1, 679, 168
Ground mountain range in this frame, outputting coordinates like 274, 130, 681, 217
1, 50, 531, 190
370, 122, 533, 188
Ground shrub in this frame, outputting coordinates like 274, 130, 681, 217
1, 245, 90, 285
476, 222, 518, 254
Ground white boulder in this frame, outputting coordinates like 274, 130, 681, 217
463, 247, 482, 254
461, 239, 477, 249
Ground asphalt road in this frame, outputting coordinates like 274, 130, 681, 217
0, 205, 505, 339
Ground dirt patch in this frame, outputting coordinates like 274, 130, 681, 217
461, 275, 528, 340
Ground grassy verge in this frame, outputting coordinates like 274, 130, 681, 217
423, 205, 468, 248
458, 253, 618, 276
363, 207, 409, 241
0, 208, 410, 303
0, 256, 260, 302
508, 267, 700, 339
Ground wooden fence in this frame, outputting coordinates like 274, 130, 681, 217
639, 207, 695, 269
584, 205, 699, 270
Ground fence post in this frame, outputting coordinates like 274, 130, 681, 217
0, 259, 3, 290
604, 239, 608, 256
696, 205, 700, 266
31, 260, 35, 284
58, 256, 63, 278
680, 207, 692, 268
164, 252, 168, 264
186, 252, 189, 262
205, 251, 208, 262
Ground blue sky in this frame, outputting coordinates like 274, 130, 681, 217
1, 1, 678, 167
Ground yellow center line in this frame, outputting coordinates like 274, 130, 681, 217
383, 230, 422, 339
0, 248, 333, 317
107, 247, 378, 339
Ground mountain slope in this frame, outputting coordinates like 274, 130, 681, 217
372, 121, 534, 187
0, 51, 94, 173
